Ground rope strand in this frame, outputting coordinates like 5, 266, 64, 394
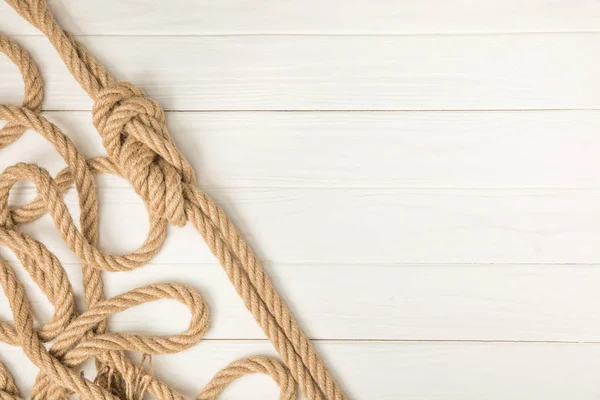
0, 1, 348, 399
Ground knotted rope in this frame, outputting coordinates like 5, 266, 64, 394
0, 1, 348, 399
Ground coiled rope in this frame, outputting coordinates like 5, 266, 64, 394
0, 1, 348, 399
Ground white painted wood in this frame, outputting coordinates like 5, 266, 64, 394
5, 340, 600, 399
5, 186, 599, 265
3, 261, 600, 342
5, 111, 598, 189
2, 2, 600, 398
1, 35, 597, 111
2, 0, 600, 35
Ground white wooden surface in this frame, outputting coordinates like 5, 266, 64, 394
3, 0, 600, 34
0, 1, 599, 399
3, 35, 599, 111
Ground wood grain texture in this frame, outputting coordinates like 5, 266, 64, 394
2, 187, 600, 264
2, 261, 600, 342
4, 340, 600, 399
2, 0, 599, 35
2, 2, 600, 397
1, 35, 597, 111
5, 111, 597, 189
6, 186, 598, 265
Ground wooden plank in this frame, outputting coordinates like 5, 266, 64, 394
3, 0, 600, 35
4, 262, 600, 342
3, 186, 600, 265
5, 110, 598, 189
4, 341, 600, 399
2, 35, 598, 111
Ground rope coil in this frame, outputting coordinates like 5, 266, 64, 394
0, 1, 348, 399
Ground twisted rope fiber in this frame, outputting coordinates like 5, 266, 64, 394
0, 0, 348, 399
0, 34, 296, 400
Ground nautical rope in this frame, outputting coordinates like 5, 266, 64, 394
0, 1, 348, 399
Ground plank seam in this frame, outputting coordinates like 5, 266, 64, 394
10, 31, 600, 38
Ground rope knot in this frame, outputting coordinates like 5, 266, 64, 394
92, 81, 196, 226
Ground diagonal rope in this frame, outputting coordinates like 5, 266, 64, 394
0, 1, 348, 399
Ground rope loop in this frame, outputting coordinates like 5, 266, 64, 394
0, 34, 43, 149
197, 356, 298, 400
2, 1, 348, 399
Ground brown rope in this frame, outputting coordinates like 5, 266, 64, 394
0, 1, 348, 399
